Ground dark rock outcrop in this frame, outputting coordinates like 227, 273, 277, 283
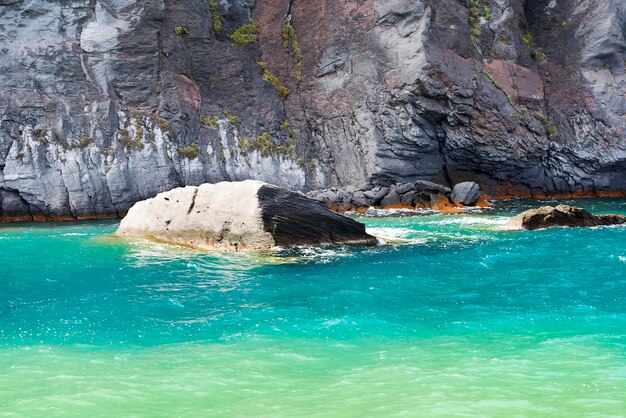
415, 181, 452, 196
257, 183, 377, 248
505, 205, 626, 230
115, 180, 377, 251
1, 0, 625, 220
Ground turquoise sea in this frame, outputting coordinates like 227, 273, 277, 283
1, 199, 626, 417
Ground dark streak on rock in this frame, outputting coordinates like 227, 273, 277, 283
187, 187, 198, 215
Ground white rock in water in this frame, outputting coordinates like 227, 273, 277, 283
115, 180, 376, 251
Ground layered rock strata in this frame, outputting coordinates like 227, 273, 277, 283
1, 0, 625, 221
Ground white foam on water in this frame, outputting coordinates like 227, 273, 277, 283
268, 245, 357, 264
354, 208, 438, 217
367, 227, 414, 239
367, 227, 429, 245
422, 232, 485, 243
296, 246, 353, 261
433, 215, 510, 227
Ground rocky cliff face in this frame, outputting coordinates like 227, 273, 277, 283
1, 0, 625, 220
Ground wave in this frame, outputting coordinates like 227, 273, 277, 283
366, 227, 427, 245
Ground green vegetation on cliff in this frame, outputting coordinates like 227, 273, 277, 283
178, 144, 201, 159
533, 113, 558, 137
283, 23, 303, 84
203, 115, 219, 128
229, 21, 259, 46
174, 26, 188, 36
257, 61, 289, 99
469, 0, 481, 37
207, 0, 222, 33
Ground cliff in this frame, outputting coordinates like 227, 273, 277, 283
1, 0, 625, 220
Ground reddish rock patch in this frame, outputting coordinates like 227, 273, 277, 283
174, 75, 202, 112
484, 60, 544, 103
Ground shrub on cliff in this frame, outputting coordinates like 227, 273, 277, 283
257, 61, 289, 99
174, 26, 188, 36
178, 144, 201, 160
229, 21, 259, 46
207, 0, 222, 33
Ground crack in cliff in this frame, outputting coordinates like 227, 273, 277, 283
103, 178, 120, 218
59, 174, 78, 219
286, 0, 295, 24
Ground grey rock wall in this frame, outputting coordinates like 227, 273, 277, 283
1, 0, 625, 220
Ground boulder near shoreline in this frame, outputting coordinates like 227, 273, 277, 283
115, 180, 377, 251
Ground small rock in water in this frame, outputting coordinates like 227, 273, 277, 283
115, 180, 377, 251
505, 204, 626, 230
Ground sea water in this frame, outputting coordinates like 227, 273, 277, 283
1, 199, 625, 417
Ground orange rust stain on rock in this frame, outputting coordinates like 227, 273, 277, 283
474, 198, 494, 208
430, 193, 465, 214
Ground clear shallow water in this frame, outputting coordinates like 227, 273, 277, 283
1, 199, 626, 417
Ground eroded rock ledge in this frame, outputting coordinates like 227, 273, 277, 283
115, 180, 377, 251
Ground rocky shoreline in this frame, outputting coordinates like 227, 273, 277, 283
308, 181, 492, 214
4, 181, 626, 223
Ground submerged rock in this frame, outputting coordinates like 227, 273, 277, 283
505, 205, 626, 230
116, 181, 377, 251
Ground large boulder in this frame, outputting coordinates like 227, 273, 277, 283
116, 181, 377, 251
380, 188, 401, 207
414, 180, 451, 195
363, 187, 390, 206
505, 204, 626, 230
450, 182, 480, 205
